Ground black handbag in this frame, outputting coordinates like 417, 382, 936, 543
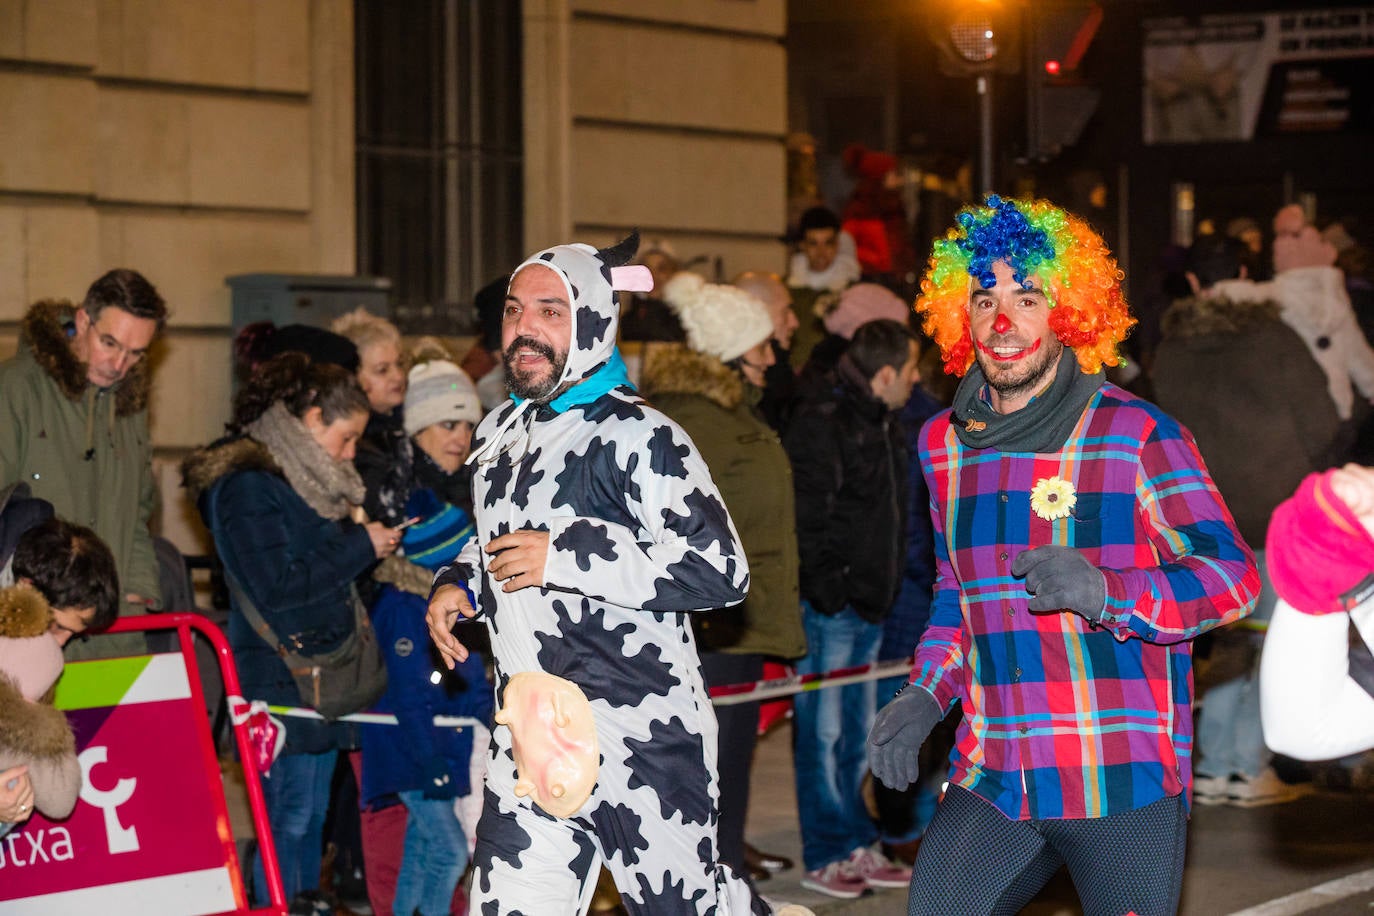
228, 575, 387, 721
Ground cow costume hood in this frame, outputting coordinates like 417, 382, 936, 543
469, 233, 652, 465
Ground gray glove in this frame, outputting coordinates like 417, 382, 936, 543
868, 685, 943, 790
1012, 545, 1107, 623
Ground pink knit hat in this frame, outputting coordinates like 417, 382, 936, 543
1267, 470, 1374, 614
0, 633, 64, 701
823, 283, 910, 340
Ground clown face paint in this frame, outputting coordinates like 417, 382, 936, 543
968, 260, 1063, 413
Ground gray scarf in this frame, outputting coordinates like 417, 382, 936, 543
247, 402, 365, 520
950, 348, 1104, 453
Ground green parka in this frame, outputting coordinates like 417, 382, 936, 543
0, 301, 161, 657
640, 344, 806, 660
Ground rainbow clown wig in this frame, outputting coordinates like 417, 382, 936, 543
917, 194, 1135, 377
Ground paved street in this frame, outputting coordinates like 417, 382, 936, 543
745, 724, 1374, 915
223, 720, 1374, 914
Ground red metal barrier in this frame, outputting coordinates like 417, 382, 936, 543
0, 613, 286, 915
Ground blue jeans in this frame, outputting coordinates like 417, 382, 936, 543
394, 790, 469, 916
1197, 549, 1275, 779
253, 749, 337, 906
793, 601, 883, 870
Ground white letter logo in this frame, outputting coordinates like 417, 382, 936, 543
79, 747, 139, 854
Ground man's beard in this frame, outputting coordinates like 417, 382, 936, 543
503, 336, 569, 402
975, 334, 1064, 405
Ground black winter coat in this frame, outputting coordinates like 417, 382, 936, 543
784, 360, 908, 622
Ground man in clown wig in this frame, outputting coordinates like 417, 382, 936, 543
868, 196, 1259, 916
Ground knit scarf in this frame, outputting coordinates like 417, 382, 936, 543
247, 402, 365, 521
950, 347, 1103, 453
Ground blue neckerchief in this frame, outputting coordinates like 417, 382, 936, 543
510, 348, 635, 415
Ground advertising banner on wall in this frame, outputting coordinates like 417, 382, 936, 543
1144, 7, 1374, 143
0, 654, 242, 915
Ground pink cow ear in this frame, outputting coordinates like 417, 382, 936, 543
610, 265, 654, 293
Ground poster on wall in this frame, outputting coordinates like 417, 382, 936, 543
1143, 7, 1374, 144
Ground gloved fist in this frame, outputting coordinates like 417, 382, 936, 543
1012, 545, 1107, 623
421, 756, 459, 800
868, 685, 943, 790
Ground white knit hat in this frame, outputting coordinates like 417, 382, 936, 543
662, 272, 774, 363
404, 360, 482, 436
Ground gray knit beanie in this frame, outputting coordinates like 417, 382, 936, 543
404, 360, 482, 436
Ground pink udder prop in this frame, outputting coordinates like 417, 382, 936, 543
494, 671, 599, 818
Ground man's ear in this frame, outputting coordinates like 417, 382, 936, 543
1184, 271, 1202, 296
73, 308, 90, 335
870, 363, 896, 398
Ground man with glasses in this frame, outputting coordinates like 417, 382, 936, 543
0, 269, 167, 657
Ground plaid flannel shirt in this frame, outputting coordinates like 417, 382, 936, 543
910, 382, 1258, 820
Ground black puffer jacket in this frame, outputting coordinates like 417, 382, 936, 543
784, 357, 908, 622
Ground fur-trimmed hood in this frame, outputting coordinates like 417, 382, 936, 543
0, 674, 75, 762
1160, 295, 1283, 340
180, 436, 283, 505
0, 581, 52, 639
639, 344, 745, 410
20, 300, 150, 416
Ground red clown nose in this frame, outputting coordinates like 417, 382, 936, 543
992, 313, 1012, 334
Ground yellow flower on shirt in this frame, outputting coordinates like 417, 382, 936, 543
1030, 476, 1076, 521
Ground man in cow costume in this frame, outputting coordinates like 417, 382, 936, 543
427, 234, 804, 915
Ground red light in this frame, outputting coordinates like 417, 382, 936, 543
1044, 59, 1062, 76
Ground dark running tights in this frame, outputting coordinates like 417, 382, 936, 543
908, 786, 1187, 916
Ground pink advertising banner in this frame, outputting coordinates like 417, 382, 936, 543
0, 654, 242, 915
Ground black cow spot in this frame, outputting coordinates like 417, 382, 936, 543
539, 252, 555, 262
647, 426, 690, 479
480, 579, 501, 636
589, 801, 649, 865
660, 489, 732, 553
568, 830, 599, 885
625, 716, 712, 826
549, 438, 639, 536
570, 282, 580, 301
574, 395, 645, 424
534, 603, 679, 707
472, 786, 533, 894
553, 519, 618, 571
577, 304, 612, 350
510, 446, 544, 510
641, 553, 746, 612
632, 868, 709, 913
483, 450, 515, 508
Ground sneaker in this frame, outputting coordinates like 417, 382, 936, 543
1193, 773, 1231, 805
846, 844, 913, 889
1225, 768, 1312, 807
799, 861, 869, 899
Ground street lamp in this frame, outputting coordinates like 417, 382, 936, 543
929, 0, 1020, 196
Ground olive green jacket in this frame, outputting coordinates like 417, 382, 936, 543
0, 302, 161, 656
641, 345, 806, 660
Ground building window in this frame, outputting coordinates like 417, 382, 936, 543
355, 0, 523, 335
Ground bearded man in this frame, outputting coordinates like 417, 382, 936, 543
868, 196, 1259, 916
426, 235, 810, 915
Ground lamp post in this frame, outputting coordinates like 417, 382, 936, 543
931, 2, 1016, 197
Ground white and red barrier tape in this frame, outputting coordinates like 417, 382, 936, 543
261, 656, 917, 725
